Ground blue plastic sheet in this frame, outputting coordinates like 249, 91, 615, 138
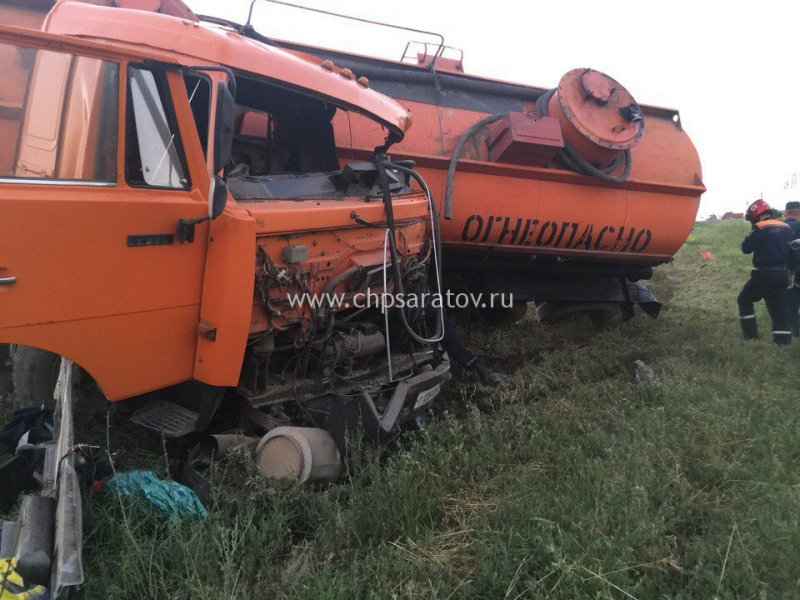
104, 471, 208, 522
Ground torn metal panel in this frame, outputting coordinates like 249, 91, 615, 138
47, 359, 83, 600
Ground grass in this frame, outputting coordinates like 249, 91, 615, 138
6, 220, 800, 598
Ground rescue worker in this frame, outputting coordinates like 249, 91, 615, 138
783, 201, 800, 335
425, 266, 502, 386
737, 199, 795, 344
439, 312, 501, 386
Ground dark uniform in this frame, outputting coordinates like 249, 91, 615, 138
425, 267, 501, 386
738, 217, 796, 344
783, 211, 800, 335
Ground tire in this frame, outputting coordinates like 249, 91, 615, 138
11, 347, 61, 409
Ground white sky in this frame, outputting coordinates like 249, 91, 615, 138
186, 0, 800, 219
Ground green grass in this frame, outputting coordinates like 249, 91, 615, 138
10, 220, 800, 598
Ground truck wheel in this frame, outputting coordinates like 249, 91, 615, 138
11, 347, 61, 409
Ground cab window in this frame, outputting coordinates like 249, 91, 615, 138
0, 41, 118, 183
125, 66, 189, 189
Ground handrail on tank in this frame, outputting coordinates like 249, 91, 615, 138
245, 0, 447, 77
400, 41, 463, 69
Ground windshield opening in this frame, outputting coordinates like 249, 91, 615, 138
229, 76, 340, 178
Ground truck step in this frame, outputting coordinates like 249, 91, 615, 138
130, 401, 199, 437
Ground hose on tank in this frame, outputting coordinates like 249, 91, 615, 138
443, 113, 507, 219
372, 155, 445, 345
442, 93, 633, 219
535, 89, 632, 184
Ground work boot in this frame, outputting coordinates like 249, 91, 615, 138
471, 359, 501, 387
773, 331, 792, 345
739, 315, 758, 339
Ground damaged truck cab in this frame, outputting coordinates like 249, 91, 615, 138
0, 1, 449, 450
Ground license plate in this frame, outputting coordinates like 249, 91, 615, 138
413, 383, 441, 411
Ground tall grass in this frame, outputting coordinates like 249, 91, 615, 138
40, 221, 800, 597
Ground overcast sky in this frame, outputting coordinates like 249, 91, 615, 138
186, 0, 800, 219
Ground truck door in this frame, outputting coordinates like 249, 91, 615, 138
0, 28, 211, 400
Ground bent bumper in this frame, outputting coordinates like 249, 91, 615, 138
324, 354, 451, 453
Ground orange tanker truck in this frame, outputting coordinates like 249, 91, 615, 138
0, 2, 452, 591
0, 0, 705, 594
234, 2, 705, 322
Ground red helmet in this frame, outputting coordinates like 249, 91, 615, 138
746, 199, 771, 223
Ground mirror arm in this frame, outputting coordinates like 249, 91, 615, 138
176, 215, 210, 244
185, 65, 237, 97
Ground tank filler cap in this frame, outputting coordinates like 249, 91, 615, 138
581, 70, 613, 104
556, 68, 644, 150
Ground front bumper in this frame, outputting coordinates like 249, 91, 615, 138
323, 354, 451, 453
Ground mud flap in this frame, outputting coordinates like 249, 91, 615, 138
46, 359, 84, 598
625, 280, 662, 317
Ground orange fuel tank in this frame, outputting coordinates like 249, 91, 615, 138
332, 66, 703, 270
259, 35, 704, 295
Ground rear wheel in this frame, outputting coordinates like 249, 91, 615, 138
11, 347, 61, 409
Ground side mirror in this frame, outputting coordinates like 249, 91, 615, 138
213, 81, 234, 175
209, 175, 227, 220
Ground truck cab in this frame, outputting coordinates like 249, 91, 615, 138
0, 1, 448, 449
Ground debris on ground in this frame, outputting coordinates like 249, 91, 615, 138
0, 409, 53, 513
634, 360, 657, 385
0, 454, 31, 514
170, 434, 259, 505
102, 471, 208, 522
1, 409, 53, 455
0, 558, 48, 600
255, 427, 342, 484
10, 495, 54, 587
698, 249, 717, 260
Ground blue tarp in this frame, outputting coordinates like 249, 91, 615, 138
104, 471, 208, 522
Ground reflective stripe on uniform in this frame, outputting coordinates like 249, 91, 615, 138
773, 331, 792, 335
740, 314, 756, 319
